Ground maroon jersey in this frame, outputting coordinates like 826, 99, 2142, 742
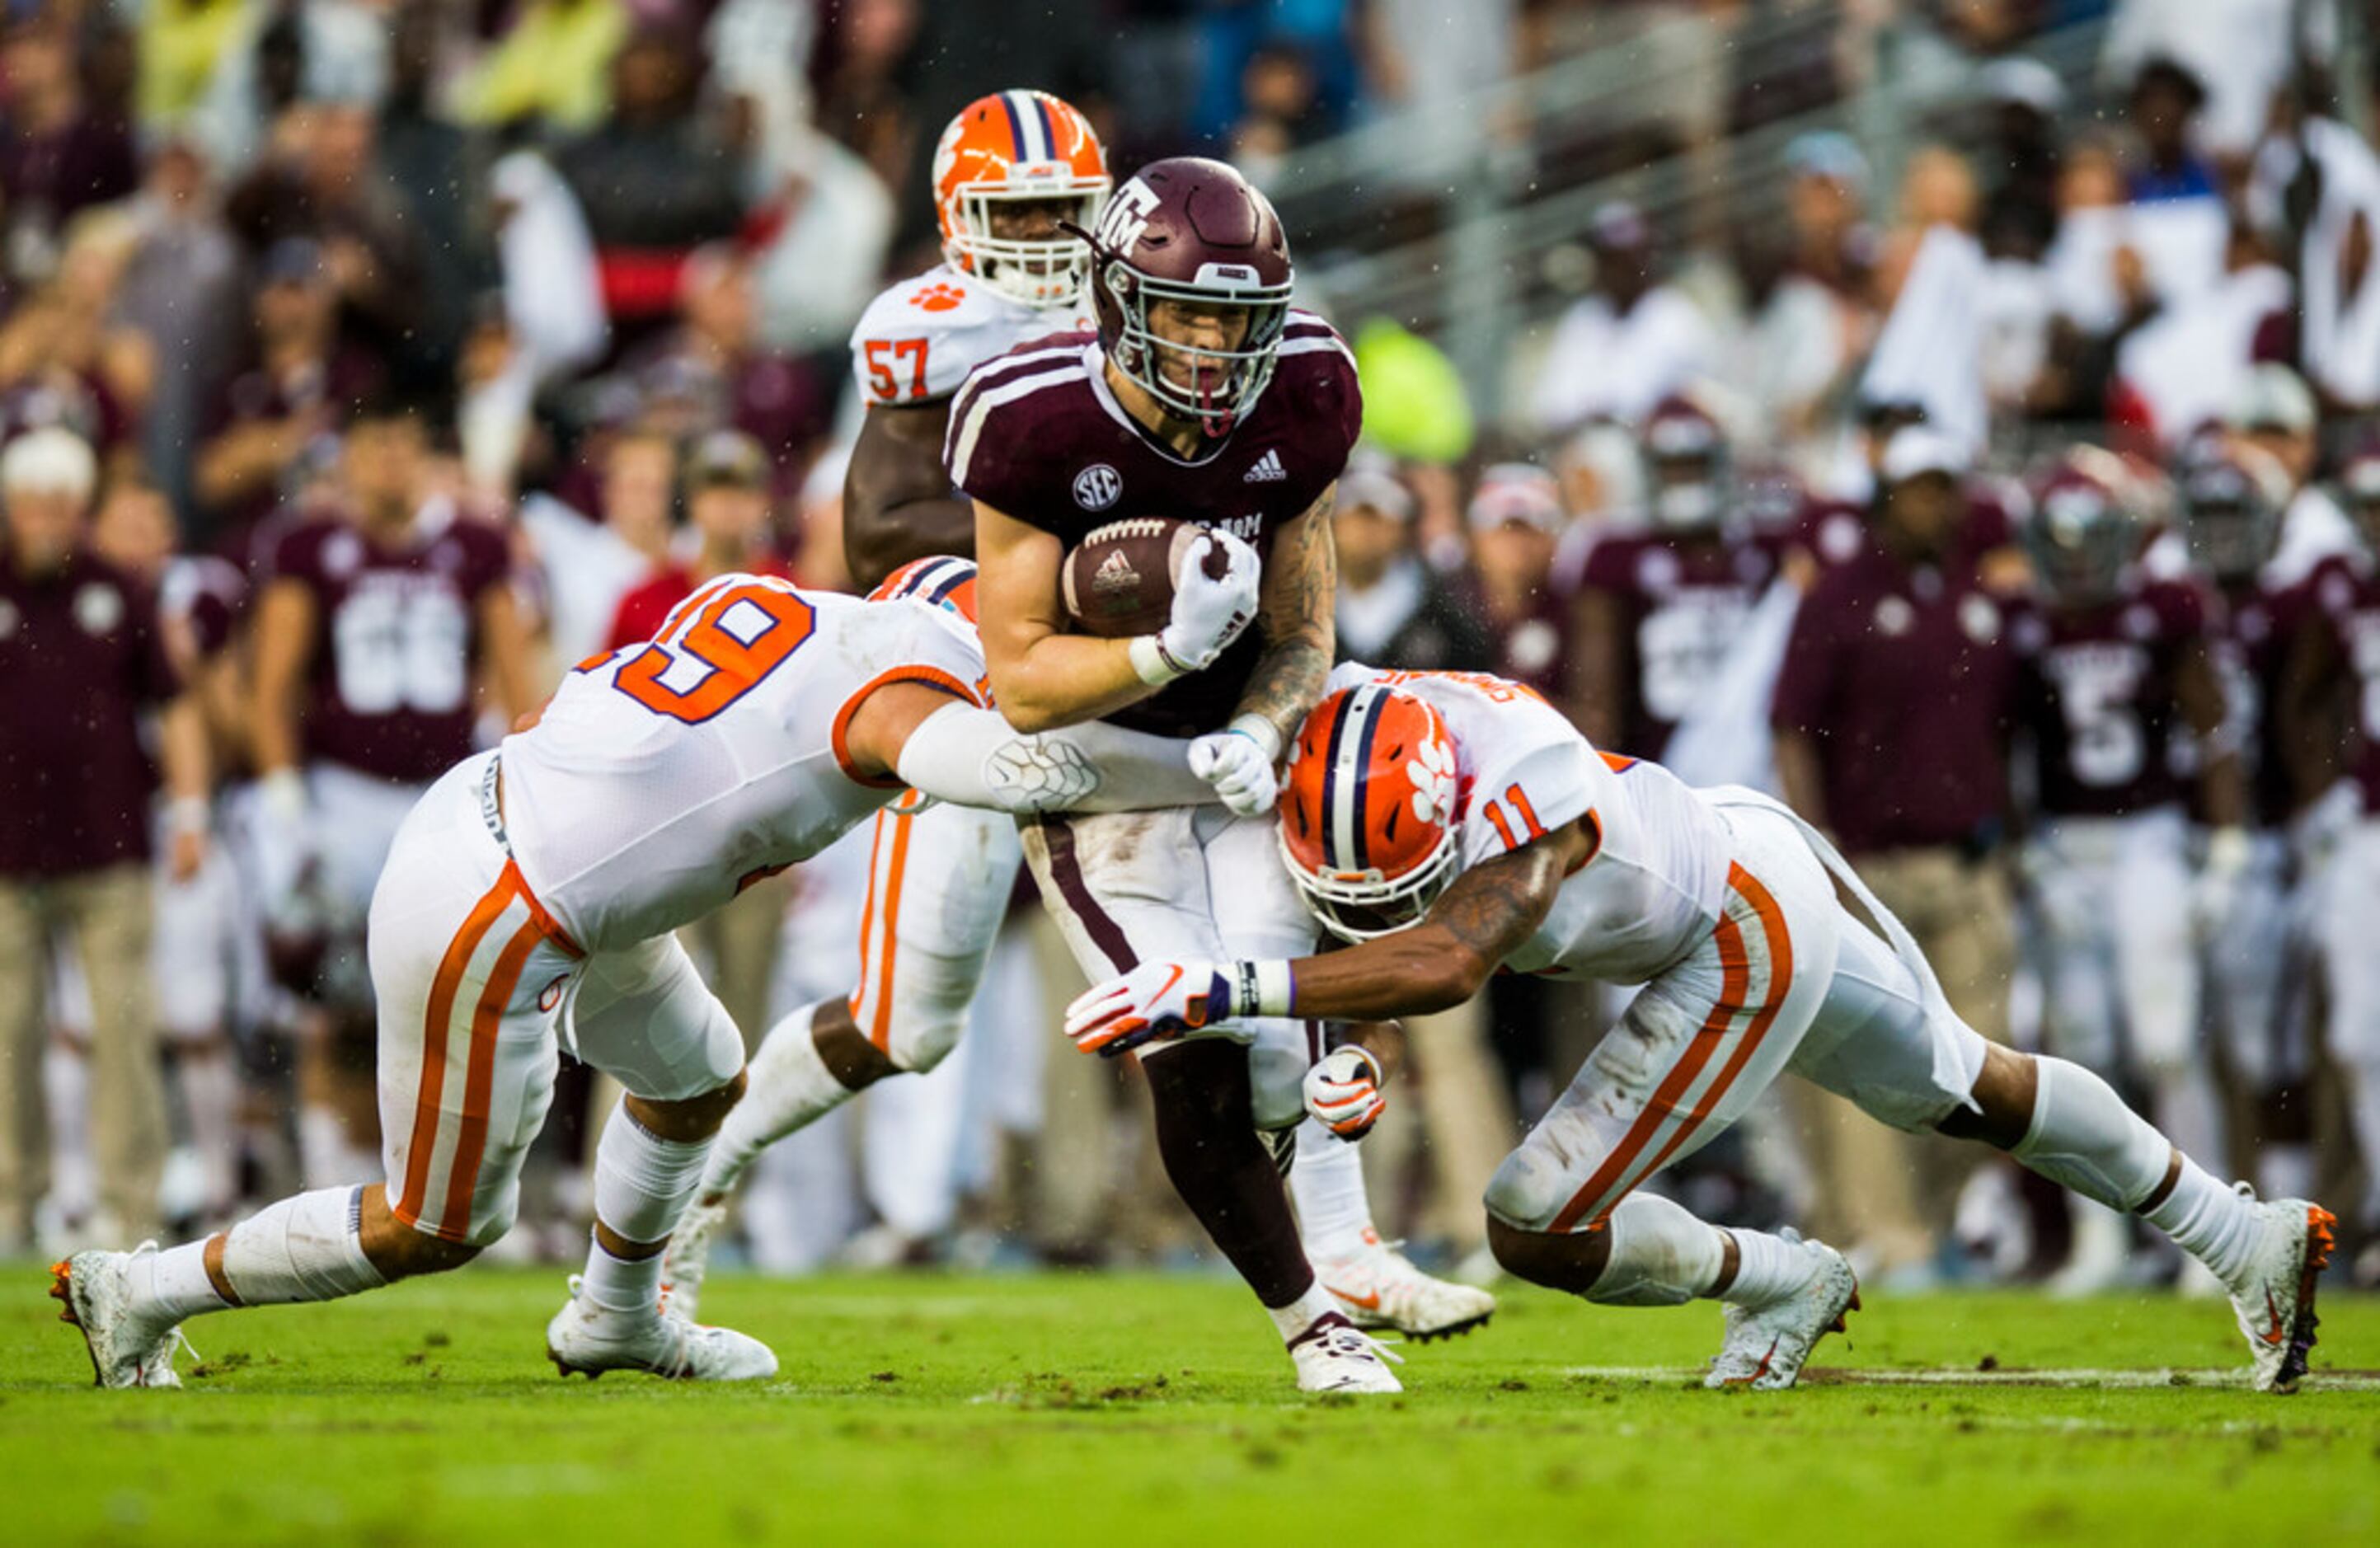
1772, 542, 2018, 856
1579, 526, 1781, 758
265, 502, 512, 783
0, 551, 181, 876
2011, 578, 2209, 818
2308, 556, 2380, 813
946, 312, 1362, 736
2196, 574, 2319, 828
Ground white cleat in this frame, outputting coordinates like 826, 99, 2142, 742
49, 1245, 186, 1390
1287, 1311, 1405, 1394
2221, 1189, 2336, 1394
1315, 1231, 1496, 1343
657, 1190, 731, 1323
546, 1275, 777, 1381
1704, 1232, 1860, 1391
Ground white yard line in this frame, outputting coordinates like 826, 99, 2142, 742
1560, 1366, 2380, 1391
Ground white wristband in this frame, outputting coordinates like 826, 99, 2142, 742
260, 768, 308, 825
1232, 959, 1296, 1018
166, 796, 209, 837
1129, 633, 1187, 687
1225, 712, 1284, 762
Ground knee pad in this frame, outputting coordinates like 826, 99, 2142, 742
1483, 1144, 1566, 1234
876, 952, 977, 1073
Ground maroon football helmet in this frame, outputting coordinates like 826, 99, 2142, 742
1075, 157, 1295, 438
1640, 394, 1730, 532
2025, 445, 2145, 604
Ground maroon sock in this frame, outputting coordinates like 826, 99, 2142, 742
1143, 1040, 1315, 1308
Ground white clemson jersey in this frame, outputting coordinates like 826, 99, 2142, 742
500, 576, 988, 954
1329, 663, 1731, 985
848, 262, 1092, 406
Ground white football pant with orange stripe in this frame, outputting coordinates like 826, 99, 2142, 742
1486, 796, 1990, 1237
374, 754, 744, 1246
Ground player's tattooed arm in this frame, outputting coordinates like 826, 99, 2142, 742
1283, 832, 1580, 1020
1233, 483, 1339, 748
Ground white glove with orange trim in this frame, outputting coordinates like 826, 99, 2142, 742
1303, 1045, 1387, 1140
1064, 959, 1295, 1058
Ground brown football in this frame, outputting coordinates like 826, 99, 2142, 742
1059, 517, 1225, 638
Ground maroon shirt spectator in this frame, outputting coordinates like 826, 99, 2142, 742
2209, 571, 2324, 828
947, 315, 1362, 737
261, 502, 514, 783
2011, 576, 2211, 818
615, 248, 833, 492
2303, 556, 2380, 814
194, 238, 383, 551
1773, 435, 2020, 856
0, 544, 180, 874
0, 22, 138, 282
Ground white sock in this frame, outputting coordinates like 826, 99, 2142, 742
129, 1239, 229, 1325
177, 1048, 241, 1213
591, 1101, 711, 1245
43, 1039, 95, 1220
1585, 1192, 1725, 1306
213, 1185, 386, 1307
1265, 1279, 1344, 1342
2010, 1056, 2171, 1211
1287, 1118, 1376, 1260
579, 1236, 662, 1316
1722, 1227, 1810, 1307
702, 1002, 856, 1201
2142, 1154, 2260, 1286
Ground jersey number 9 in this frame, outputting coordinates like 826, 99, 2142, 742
612, 582, 816, 723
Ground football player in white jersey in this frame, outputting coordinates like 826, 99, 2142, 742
665, 102, 1467, 1339
1070, 667, 2339, 1394
51, 570, 1218, 1388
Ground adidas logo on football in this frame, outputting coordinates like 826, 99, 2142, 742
1244, 449, 1287, 483
1091, 547, 1140, 596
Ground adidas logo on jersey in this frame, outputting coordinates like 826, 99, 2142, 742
1244, 449, 1287, 483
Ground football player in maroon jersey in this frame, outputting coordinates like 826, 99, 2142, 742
2008, 446, 2246, 1292
247, 391, 536, 1186
1572, 396, 1783, 760
959, 157, 1487, 1391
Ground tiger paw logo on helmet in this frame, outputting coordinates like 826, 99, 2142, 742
1407, 735, 1458, 827
909, 283, 967, 313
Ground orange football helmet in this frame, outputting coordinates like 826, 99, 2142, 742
1279, 683, 1464, 941
933, 90, 1110, 308
867, 554, 979, 625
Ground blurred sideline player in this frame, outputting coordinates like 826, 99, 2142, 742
2288, 449, 2380, 1281
958, 156, 1486, 1394
54, 573, 1223, 1387
2009, 448, 2245, 1292
669, 107, 1467, 1335
1068, 667, 2338, 1394
2176, 446, 2331, 1208
246, 392, 537, 1189
1570, 396, 1781, 761
93, 482, 255, 1229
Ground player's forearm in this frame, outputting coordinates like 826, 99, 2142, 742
1283, 931, 1493, 1019
158, 694, 211, 805
894, 701, 1213, 813
988, 633, 1159, 734
1234, 495, 1337, 744
1232, 629, 1331, 748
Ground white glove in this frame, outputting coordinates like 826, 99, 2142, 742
981, 735, 1100, 813
2192, 825, 2253, 936
1134, 529, 1260, 683
1064, 959, 1236, 1058
1189, 715, 1283, 816
1303, 1045, 1387, 1140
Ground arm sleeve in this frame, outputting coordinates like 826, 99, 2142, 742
895, 702, 1217, 814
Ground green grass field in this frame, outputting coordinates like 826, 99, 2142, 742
7, 1264, 2377, 1546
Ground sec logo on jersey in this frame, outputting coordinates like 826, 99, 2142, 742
1073, 464, 1121, 511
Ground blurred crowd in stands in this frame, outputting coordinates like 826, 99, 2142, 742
6, 0, 2380, 1292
